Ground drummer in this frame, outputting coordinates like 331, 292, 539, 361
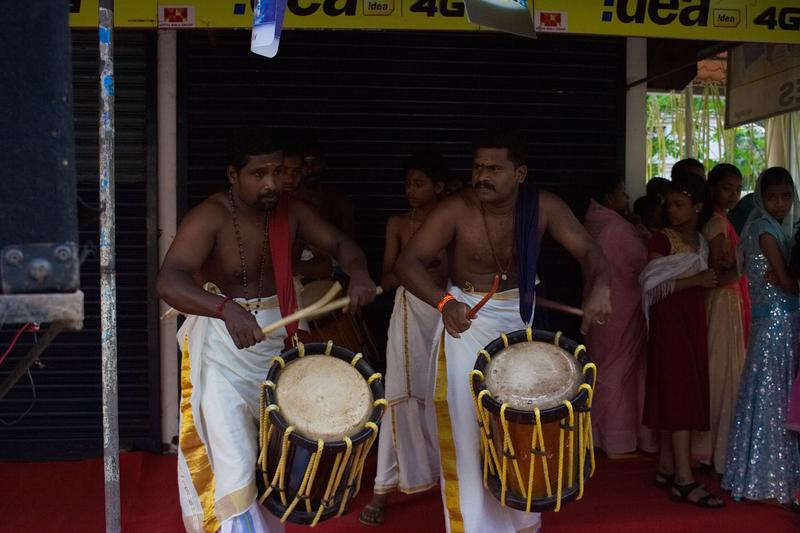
395, 128, 611, 533
156, 127, 376, 533
359, 151, 448, 526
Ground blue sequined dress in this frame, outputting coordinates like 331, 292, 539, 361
722, 219, 800, 503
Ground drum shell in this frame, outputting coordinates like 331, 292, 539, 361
485, 408, 589, 508
258, 342, 386, 525
258, 426, 362, 524
473, 329, 595, 512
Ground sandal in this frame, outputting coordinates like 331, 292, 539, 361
671, 481, 725, 508
654, 471, 675, 488
358, 504, 385, 526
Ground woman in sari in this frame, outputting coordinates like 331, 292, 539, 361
584, 178, 655, 457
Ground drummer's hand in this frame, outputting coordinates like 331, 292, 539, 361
345, 272, 377, 313
580, 283, 611, 335
221, 302, 264, 349
442, 300, 471, 338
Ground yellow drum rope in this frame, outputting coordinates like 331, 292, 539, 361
563, 400, 576, 490
532, 408, 552, 498
475, 389, 502, 481
499, 403, 528, 505
337, 421, 379, 516
310, 436, 353, 527
351, 421, 381, 498
280, 438, 325, 520
552, 400, 574, 512
469, 369, 494, 488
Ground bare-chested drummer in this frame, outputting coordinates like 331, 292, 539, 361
395, 129, 611, 533
156, 127, 376, 533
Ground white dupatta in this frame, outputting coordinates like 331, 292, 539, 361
639, 233, 708, 329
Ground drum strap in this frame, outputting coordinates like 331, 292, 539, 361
268, 194, 309, 345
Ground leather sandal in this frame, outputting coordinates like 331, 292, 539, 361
671, 481, 725, 508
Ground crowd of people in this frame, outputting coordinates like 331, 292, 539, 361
588, 158, 800, 511
157, 126, 799, 532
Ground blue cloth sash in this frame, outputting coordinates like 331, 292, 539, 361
516, 182, 540, 325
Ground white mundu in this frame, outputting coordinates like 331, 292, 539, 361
430, 286, 541, 533
373, 286, 441, 495
177, 295, 298, 533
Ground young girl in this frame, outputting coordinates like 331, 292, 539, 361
692, 164, 751, 475
359, 152, 448, 526
723, 167, 800, 505
640, 174, 723, 508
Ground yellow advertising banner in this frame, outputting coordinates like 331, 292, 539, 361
533, 0, 800, 45
68, 0, 800, 45
69, 0, 479, 30
69, 0, 157, 28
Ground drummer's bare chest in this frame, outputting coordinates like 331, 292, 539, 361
454, 215, 516, 269
207, 222, 278, 285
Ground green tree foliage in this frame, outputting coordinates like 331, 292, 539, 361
647, 87, 765, 190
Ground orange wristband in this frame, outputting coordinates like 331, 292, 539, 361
437, 293, 455, 313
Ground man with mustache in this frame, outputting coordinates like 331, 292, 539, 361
395, 129, 611, 533
157, 127, 376, 533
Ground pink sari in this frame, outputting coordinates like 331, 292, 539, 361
584, 201, 656, 453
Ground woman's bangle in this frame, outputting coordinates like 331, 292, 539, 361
216, 296, 234, 319
437, 293, 456, 313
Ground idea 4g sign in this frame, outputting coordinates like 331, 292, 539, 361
68, 0, 800, 40
534, 0, 800, 44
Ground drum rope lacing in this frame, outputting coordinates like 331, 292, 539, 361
469, 327, 597, 513
257, 341, 386, 527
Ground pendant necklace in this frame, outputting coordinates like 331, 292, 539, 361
228, 187, 270, 314
480, 203, 513, 281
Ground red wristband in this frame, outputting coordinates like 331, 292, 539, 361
437, 293, 455, 313
216, 296, 234, 319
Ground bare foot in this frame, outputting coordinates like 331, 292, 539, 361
358, 504, 385, 526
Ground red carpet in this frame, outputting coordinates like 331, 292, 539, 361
0, 450, 797, 532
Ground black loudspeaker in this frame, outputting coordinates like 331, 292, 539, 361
0, 1, 79, 293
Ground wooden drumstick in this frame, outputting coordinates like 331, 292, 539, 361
467, 275, 500, 319
261, 285, 383, 337
536, 296, 584, 317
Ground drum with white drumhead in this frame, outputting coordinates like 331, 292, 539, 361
471, 328, 597, 512
257, 341, 386, 526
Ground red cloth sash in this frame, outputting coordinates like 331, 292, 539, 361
268, 194, 311, 348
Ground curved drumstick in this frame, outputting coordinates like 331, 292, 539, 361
466, 274, 500, 320
536, 296, 584, 317
261, 285, 383, 337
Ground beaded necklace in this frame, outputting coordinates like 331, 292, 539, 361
228, 187, 270, 314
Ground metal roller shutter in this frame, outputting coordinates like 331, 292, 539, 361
182, 30, 625, 340
0, 31, 159, 460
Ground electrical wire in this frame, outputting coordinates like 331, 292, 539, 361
0, 369, 37, 426
0, 322, 39, 367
